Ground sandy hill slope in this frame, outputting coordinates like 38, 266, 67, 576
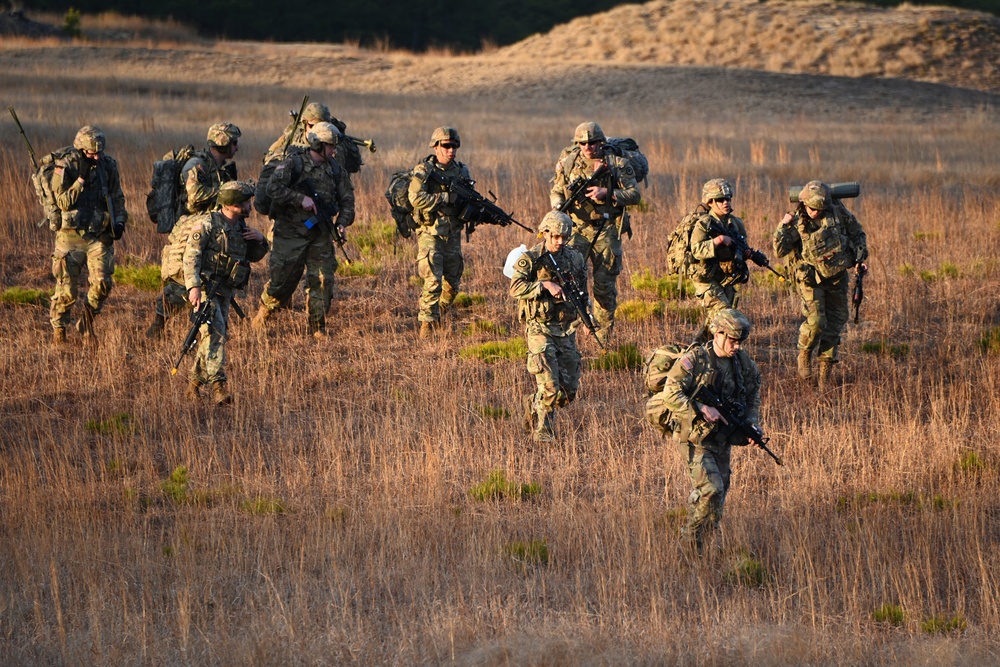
496, 0, 1000, 92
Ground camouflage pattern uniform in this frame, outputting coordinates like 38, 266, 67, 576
182, 182, 268, 398
687, 179, 749, 342
49, 126, 127, 340
256, 122, 355, 336
152, 123, 240, 333
773, 181, 868, 380
549, 122, 640, 345
647, 309, 762, 549
264, 102, 356, 173
509, 212, 587, 443
408, 128, 472, 326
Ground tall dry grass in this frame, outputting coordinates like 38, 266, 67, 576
0, 40, 999, 665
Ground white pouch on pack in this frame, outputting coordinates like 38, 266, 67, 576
503, 244, 528, 279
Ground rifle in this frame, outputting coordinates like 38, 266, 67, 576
707, 220, 785, 284
693, 385, 783, 466
344, 134, 377, 153
300, 181, 352, 266
171, 279, 221, 376
282, 95, 309, 159
540, 250, 605, 352
557, 161, 611, 215
852, 262, 867, 324
8, 105, 49, 229
94, 162, 124, 240
427, 170, 532, 240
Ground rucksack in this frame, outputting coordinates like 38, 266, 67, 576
146, 144, 195, 234
255, 146, 306, 216
665, 207, 707, 277
385, 168, 418, 239
605, 137, 648, 184
643, 342, 695, 396
32, 146, 76, 231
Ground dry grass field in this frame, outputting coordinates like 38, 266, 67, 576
1, 4, 1000, 664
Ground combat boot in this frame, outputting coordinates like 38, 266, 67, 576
419, 320, 439, 339
797, 349, 812, 380
146, 313, 165, 340
533, 412, 556, 444
211, 381, 232, 405
186, 379, 202, 401
251, 306, 272, 330
818, 358, 833, 388
52, 328, 66, 347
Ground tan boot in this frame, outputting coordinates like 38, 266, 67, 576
52, 328, 66, 347
186, 380, 202, 401
211, 381, 232, 405
797, 349, 812, 380
419, 320, 439, 339
818, 359, 833, 388
251, 307, 272, 330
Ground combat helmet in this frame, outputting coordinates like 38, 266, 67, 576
217, 180, 255, 206
302, 102, 332, 125
429, 127, 461, 148
306, 121, 341, 150
702, 178, 734, 204
573, 121, 605, 144
207, 122, 242, 149
537, 211, 573, 237
73, 126, 106, 153
709, 308, 751, 341
799, 181, 831, 211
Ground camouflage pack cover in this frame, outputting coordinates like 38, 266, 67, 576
33, 146, 78, 230
146, 144, 196, 234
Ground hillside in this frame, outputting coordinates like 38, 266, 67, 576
496, 0, 1000, 92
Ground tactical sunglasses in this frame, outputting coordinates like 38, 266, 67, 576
577, 139, 602, 146
439, 142, 459, 149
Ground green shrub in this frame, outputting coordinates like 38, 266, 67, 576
724, 549, 768, 587
872, 603, 906, 626
463, 320, 509, 337
938, 261, 960, 279
616, 299, 663, 322
631, 268, 694, 299
160, 466, 190, 504
588, 343, 643, 371
351, 220, 396, 252
337, 261, 381, 277
836, 490, 921, 512
459, 338, 527, 363
898, 263, 916, 277
0, 287, 51, 306
921, 614, 966, 634
63, 8, 81, 38
85, 412, 134, 435
114, 264, 161, 292
956, 450, 985, 474
474, 405, 509, 420
504, 539, 549, 567
452, 292, 486, 308
859, 340, 909, 359
976, 327, 1000, 354
239, 496, 286, 515
913, 231, 941, 242
469, 470, 541, 502
667, 303, 703, 325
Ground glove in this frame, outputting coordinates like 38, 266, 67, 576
112, 219, 126, 240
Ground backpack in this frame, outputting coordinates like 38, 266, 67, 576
605, 137, 648, 184
145, 144, 195, 234
643, 342, 695, 396
32, 146, 76, 231
254, 146, 306, 216
385, 168, 418, 239
665, 207, 708, 277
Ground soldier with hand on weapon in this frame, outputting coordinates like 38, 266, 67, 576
177, 181, 268, 405
426, 170, 533, 240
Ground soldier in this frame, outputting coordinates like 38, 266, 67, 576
686, 179, 751, 343
147, 122, 241, 339
773, 181, 868, 386
648, 308, 763, 551
510, 211, 590, 443
49, 125, 127, 346
182, 181, 268, 404
251, 122, 355, 338
263, 102, 354, 172
549, 121, 640, 347
408, 126, 472, 338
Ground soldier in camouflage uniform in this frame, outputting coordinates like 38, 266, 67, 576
147, 122, 241, 339
510, 211, 590, 443
646, 309, 763, 550
49, 125, 128, 346
408, 127, 472, 338
773, 181, 868, 386
687, 179, 751, 343
182, 181, 268, 405
549, 122, 640, 347
251, 122, 355, 338
263, 102, 355, 172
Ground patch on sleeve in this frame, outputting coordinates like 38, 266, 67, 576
191, 231, 202, 241
680, 357, 694, 371
624, 165, 635, 177
515, 257, 531, 271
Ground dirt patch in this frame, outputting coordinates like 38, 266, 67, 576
495, 0, 1000, 93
